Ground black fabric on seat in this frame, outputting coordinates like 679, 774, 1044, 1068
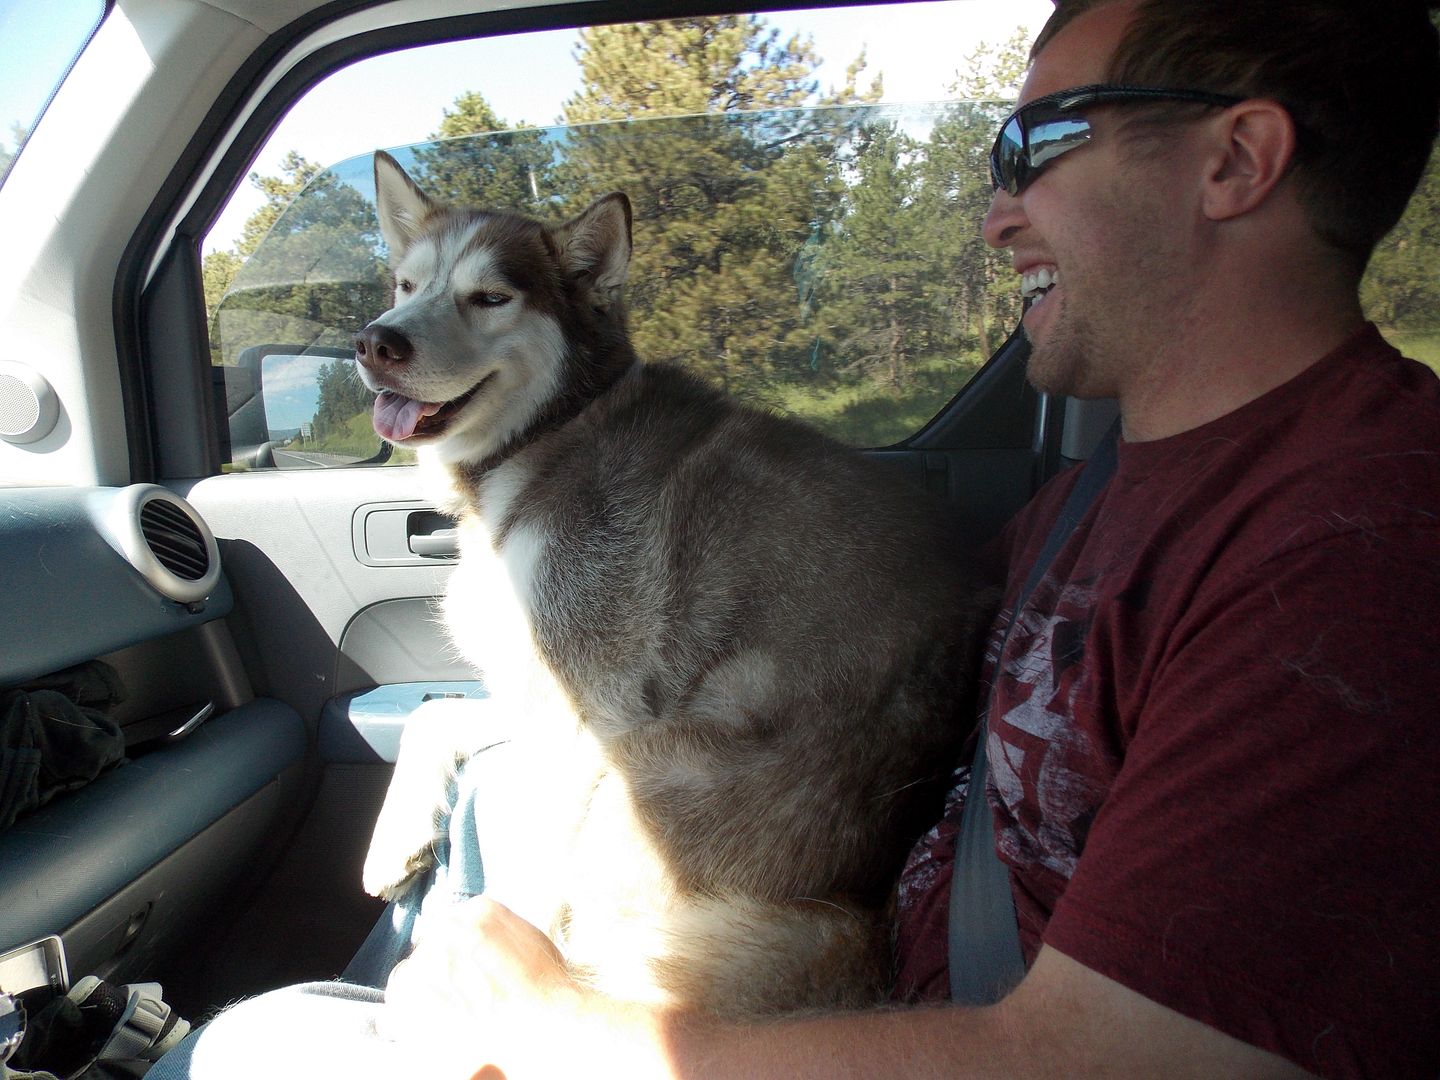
0, 662, 127, 830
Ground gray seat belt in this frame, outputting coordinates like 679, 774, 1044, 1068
948, 422, 1120, 1006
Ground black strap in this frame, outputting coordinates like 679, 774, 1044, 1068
948, 422, 1120, 1006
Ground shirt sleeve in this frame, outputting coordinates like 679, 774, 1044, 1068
1042, 524, 1440, 1080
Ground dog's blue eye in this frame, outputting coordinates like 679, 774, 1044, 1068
471, 292, 510, 307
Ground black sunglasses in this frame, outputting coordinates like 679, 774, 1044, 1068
989, 84, 1244, 195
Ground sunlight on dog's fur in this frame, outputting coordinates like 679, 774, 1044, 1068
355, 150, 990, 1018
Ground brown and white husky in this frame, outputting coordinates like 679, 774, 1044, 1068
354, 149, 988, 1019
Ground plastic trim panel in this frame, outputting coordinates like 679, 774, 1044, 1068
0, 486, 233, 686
0, 700, 305, 952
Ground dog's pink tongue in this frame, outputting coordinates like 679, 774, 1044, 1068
373, 391, 443, 441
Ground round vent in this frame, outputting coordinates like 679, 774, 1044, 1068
139, 498, 210, 581
88, 485, 222, 604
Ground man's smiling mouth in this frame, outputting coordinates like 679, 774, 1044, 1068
1022, 266, 1060, 303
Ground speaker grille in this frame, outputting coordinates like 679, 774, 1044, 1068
139, 498, 210, 581
0, 373, 40, 436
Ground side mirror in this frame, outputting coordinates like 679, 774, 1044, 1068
221, 345, 390, 470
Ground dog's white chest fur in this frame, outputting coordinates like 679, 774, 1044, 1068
433, 461, 609, 927
435, 461, 688, 964
440, 463, 560, 714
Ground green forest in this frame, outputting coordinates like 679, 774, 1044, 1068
203, 16, 1440, 462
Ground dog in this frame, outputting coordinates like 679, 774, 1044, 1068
354, 149, 989, 1019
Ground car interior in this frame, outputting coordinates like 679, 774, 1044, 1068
0, 0, 1431, 1035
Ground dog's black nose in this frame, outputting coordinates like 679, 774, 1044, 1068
355, 324, 412, 365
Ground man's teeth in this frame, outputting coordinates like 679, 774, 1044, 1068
1021, 267, 1060, 300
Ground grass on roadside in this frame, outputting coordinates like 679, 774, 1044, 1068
766, 354, 986, 447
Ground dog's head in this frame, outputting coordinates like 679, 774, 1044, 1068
355, 150, 635, 466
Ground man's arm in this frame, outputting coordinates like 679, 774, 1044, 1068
384, 897, 1315, 1080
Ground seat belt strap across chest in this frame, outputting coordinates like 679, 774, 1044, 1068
947, 421, 1120, 1006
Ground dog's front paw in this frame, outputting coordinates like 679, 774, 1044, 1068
362, 698, 504, 898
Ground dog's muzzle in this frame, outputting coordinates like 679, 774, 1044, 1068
355, 323, 412, 368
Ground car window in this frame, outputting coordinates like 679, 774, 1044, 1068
203, 2, 1049, 470
0, 0, 109, 189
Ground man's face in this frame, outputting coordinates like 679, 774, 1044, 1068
983, 0, 1199, 400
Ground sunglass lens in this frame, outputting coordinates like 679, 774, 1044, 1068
1027, 116, 1092, 173
992, 115, 1025, 194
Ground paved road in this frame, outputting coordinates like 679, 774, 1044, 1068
272, 448, 373, 469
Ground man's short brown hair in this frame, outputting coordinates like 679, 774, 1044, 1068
1035, 0, 1440, 269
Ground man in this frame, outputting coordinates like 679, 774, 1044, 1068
379, 1, 1440, 1077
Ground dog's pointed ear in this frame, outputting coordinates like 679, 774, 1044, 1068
374, 150, 434, 263
554, 192, 632, 310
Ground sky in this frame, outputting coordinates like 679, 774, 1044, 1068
262, 352, 332, 431
204, 0, 1051, 254
0, 0, 106, 149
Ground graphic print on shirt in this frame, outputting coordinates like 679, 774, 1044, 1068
988, 573, 1108, 882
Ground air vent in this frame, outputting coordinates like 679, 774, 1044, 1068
139, 498, 209, 581
88, 485, 222, 605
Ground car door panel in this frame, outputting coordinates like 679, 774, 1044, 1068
0, 486, 307, 1001
0, 701, 304, 983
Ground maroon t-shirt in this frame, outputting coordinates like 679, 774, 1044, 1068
894, 325, 1440, 1079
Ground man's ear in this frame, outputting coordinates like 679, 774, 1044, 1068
374, 149, 435, 264
552, 192, 632, 311
1200, 100, 1299, 222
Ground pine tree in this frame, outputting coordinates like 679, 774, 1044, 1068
553, 17, 872, 400
312, 357, 375, 441
208, 151, 385, 363
202, 19, 1050, 454
910, 30, 1031, 357
408, 90, 556, 211
563, 18, 821, 122
1362, 153, 1440, 349
809, 122, 930, 389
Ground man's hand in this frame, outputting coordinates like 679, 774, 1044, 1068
382, 902, 1316, 1080
382, 897, 590, 1077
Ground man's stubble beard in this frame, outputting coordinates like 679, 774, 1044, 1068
1022, 292, 1111, 399
1021, 194, 1177, 403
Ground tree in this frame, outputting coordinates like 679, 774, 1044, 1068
1361, 151, 1440, 335
203, 152, 328, 332
807, 122, 931, 389
207, 151, 386, 363
312, 357, 375, 442
202, 18, 1040, 453
564, 18, 827, 123
409, 90, 556, 211
1365, 5, 1440, 356
201, 249, 244, 330
551, 17, 875, 398
238, 152, 326, 256
908, 29, 1032, 356
952, 27, 1030, 102
436, 90, 507, 138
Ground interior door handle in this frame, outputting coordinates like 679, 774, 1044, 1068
408, 527, 458, 558
124, 701, 214, 751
